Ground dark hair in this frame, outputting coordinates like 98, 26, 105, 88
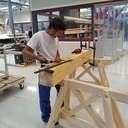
48, 17, 66, 31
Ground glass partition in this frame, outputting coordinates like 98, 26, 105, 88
94, 2, 128, 74
94, 3, 128, 58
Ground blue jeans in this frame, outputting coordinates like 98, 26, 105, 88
38, 84, 61, 122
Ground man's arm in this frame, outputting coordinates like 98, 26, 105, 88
22, 46, 47, 61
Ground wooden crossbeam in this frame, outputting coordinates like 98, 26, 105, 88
76, 64, 101, 84
61, 114, 96, 128
66, 79, 128, 104
71, 89, 105, 128
65, 79, 128, 128
88, 58, 111, 65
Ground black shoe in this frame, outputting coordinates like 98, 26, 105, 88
43, 120, 59, 125
42, 120, 48, 124
55, 121, 59, 125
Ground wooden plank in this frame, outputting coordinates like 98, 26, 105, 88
72, 89, 105, 128
88, 58, 111, 65
62, 114, 96, 128
39, 49, 92, 87
46, 83, 69, 128
98, 61, 109, 87
86, 94, 100, 105
97, 61, 126, 128
102, 90, 115, 128
65, 104, 84, 117
66, 79, 128, 104
77, 64, 101, 84
64, 70, 76, 111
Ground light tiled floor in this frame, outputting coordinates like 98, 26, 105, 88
0, 54, 128, 128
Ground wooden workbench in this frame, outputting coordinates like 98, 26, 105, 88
38, 49, 92, 87
37, 49, 127, 128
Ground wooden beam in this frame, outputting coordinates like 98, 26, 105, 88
97, 61, 126, 128
62, 114, 96, 128
46, 81, 69, 128
88, 58, 111, 65
80, 64, 101, 84
72, 89, 105, 128
39, 49, 92, 87
102, 90, 115, 128
66, 79, 128, 104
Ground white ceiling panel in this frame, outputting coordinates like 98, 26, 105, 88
30, 0, 110, 11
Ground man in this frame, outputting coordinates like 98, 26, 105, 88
22, 17, 66, 125
28, 26, 32, 38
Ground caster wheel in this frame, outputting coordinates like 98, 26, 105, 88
19, 83, 24, 89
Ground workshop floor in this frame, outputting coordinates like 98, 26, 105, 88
0, 54, 128, 128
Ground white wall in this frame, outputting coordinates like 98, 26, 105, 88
59, 41, 102, 58
13, 10, 31, 23
30, 0, 109, 11
59, 41, 80, 57
13, 10, 49, 23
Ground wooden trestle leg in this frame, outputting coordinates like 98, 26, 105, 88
97, 60, 125, 128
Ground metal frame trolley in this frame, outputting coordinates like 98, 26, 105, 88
0, 47, 25, 92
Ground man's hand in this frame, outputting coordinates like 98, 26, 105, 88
37, 56, 47, 62
55, 56, 62, 63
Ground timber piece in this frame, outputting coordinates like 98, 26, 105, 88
71, 89, 105, 128
88, 58, 111, 65
64, 70, 76, 111
65, 79, 128, 127
98, 61, 125, 128
39, 49, 92, 87
61, 114, 96, 128
66, 79, 128, 104
102, 90, 115, 128
46, 82, 69, 128
76, 64, 101, 85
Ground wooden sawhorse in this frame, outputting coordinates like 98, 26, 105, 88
46, 58, 128, 128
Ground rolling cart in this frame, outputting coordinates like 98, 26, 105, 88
0, 48, 25, 92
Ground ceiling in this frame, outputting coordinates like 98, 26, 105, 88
0, 0, 29, 15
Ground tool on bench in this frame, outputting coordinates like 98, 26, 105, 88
34, 59, 73, 74
80, 35, 96, 66
0, 75, 9, 82
72, 48, 81, 54
40, 60, 54, 67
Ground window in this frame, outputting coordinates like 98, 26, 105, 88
32, 6, 93, 40
63, 7, 92, 39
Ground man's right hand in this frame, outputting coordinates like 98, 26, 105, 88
37, 56, 47, 62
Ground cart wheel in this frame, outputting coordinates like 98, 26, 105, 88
19, 83, 24, 89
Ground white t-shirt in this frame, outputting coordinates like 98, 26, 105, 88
27, 30, 59, 61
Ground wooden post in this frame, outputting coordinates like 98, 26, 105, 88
46, 81, 69, 128
102, 89, 115, 128
98, 60, 125, 128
